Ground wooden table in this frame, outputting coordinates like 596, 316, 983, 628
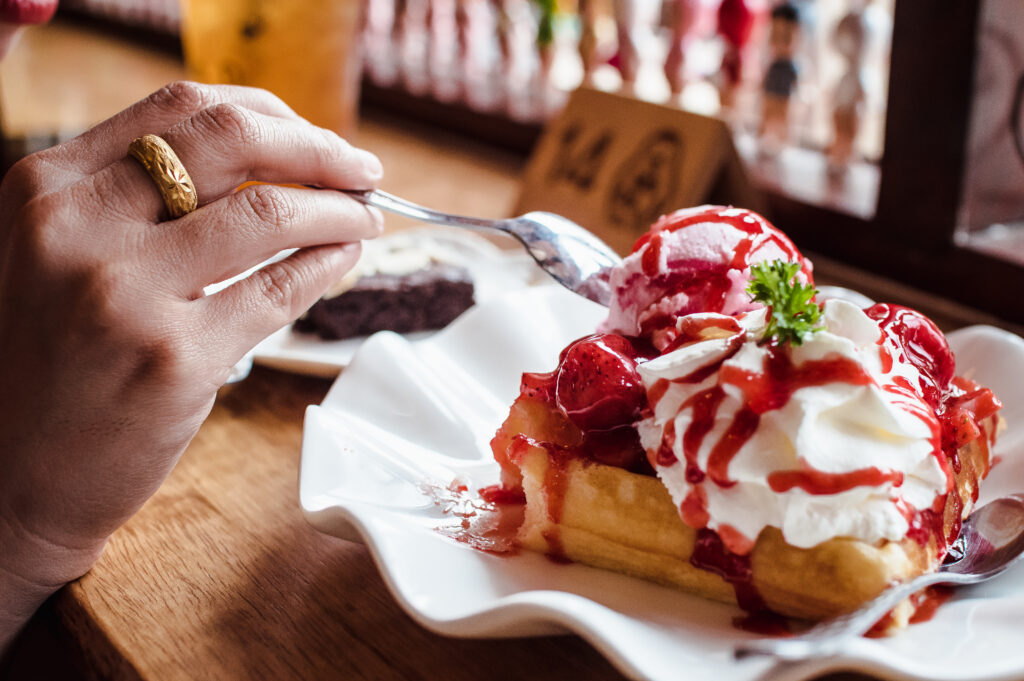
2, 20, 1018, 681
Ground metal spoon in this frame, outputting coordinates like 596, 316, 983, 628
342, 189, 621, 306
735, 494, 1024, 661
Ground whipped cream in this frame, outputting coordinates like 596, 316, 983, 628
637, 299, 948, 554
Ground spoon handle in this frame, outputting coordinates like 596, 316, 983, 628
342, 189, 502, 232
734, 570, 958, 661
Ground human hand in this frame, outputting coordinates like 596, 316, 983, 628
0, 82, 382, 634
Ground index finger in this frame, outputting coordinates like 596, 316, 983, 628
49, 81, 305, 178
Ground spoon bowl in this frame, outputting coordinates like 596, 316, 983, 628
734, 494, 1024, 661
342, 189, 621, 306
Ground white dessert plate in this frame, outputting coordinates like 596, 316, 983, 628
299, 284, 1024, 681
251, 226, 543, 377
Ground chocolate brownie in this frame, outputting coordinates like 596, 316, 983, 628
295, 263, 475, 340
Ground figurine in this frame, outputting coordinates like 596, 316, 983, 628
663, 0, 700, 101
759, 2, 800, 149
531, 0, 557, 118
715, 0, 756, 111
612, 0, 640, 93
828, 0, 869, 172
577, 0, 600, 85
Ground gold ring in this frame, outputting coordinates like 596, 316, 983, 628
127, 134, 198, 219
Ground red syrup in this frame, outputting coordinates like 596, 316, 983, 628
427, 480, 524, 555
690, 528, 792, 633
541, 444, 572, 563
734, 610, 793, 636
867, 305, 1002, 552
479, 484, 526, 506
866, 585, 956, 636
908, 585, 955, 624
691, 529, 763, 611
767, 466, 904, 495
865, 304, 955, 411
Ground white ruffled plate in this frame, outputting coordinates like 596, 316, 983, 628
299, 284, 1024, 681
252, 226, 543, 377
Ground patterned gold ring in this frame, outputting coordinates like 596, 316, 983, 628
127, 134, 198, 219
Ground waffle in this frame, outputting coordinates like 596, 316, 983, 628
496, 394, 997, 624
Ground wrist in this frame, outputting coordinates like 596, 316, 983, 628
0, 508, 105, 652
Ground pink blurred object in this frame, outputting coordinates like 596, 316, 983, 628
716, 0, 756, 108
612, 0, 640, 91
663, 0, 701, 97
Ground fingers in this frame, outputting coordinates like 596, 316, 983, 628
80, 106, 382, 224
52, 81, 304, 177
153, 183, 382, 296
166, 104, 383, 201
198, 242, 363, 363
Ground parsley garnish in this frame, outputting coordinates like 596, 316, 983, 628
746, 261, 822, 346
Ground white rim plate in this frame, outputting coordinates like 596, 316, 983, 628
299, 284, 1024, 681
252, 226, 544, 377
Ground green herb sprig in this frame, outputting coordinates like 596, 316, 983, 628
746, 261, 822, 346
532, 0, 556, 46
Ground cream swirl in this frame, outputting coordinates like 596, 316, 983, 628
637, 299, 948, 554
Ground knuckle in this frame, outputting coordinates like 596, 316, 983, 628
83, 168, 139, 223
82, 262, 131, 315
52, 262, 136, 339
137, 332, 193, 382
12, 192, 68, 260
311, 128, 349, 168
242, 184, 296, 234
2, 154, 49, 203
195, 102, 261, 148
251, 262, 300, 310
244, 85, 290, 112
146, 80, 211, 117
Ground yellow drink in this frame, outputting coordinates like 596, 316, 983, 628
180, 0, 362, 136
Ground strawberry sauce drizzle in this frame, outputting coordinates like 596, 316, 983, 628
768, 466, 904, 495
866, 585, 955, 636
682, 387, 727, 474
690, 529, 765, 611
427, 481, 524, 555
690, 528, 790, 632
541, 449, 573, 563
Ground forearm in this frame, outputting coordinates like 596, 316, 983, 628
0, 510, 103, 655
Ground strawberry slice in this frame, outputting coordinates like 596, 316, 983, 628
554, 334, 647, 431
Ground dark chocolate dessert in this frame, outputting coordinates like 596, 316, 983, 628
295, 263, 475, 340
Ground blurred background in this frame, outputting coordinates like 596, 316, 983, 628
2, 0, 1023, 324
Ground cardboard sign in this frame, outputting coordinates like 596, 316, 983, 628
515, 87, 762, 254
